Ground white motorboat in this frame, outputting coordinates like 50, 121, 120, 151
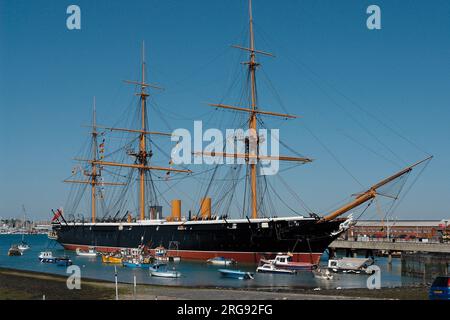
327, 257, 374, 273
149, 263, 182, 278
18, 207, 31, 251
38, 251, 55, 263
76, 247, 98, 257
261, 254, 315, 271
256, 263, 296, 274
18, 242, 30, 251
207, 256, 236, 266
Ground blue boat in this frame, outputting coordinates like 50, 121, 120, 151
123, 261, 150, 268
55, 257, 72, 266
218, 269, 254, 280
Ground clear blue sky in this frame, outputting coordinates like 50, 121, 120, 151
1, 0, 449, 220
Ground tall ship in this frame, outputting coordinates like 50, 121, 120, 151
51, 1, 430, 264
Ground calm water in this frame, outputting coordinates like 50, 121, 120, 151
0, 234, 422, 289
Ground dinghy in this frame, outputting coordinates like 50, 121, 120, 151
207, 257, 236, 266
76, 247, 98, 257
18, 241, 30, 252
218, 269, 254, 280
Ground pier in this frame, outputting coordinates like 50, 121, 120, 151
329, 239, 450, 255
329, 239, 450, 279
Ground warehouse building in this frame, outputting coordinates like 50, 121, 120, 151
345, 219, 450, 242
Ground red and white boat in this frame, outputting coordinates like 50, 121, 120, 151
261, 254, 316, 271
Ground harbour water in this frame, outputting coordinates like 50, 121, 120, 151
0, 234, 422, 289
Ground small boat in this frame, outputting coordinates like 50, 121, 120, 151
218, 269, 254, 280
8, 245, 23, 256
154, 246, 181, 262
39, 251, 56, 263
76, 247, 98, 257
122, 257, 151, 268
207, 257, 236, 266
18, 242, 30, 251
18, 207, 31, 251
149, 263, 181, 278
261, 254, 315, 271
256, 263, 296, 274
123, 261, 149, 268
155, 255, 181, 263
55, 257, 73, 266
101, 253, 123, 264
327, 257, 374, 274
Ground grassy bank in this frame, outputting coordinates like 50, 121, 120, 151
0, 267, 429, 300
0, 267, 123, 300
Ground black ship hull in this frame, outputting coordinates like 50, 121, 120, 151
52, 217, 345, 264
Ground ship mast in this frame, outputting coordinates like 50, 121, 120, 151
248, 0, 258, 219
91, 97, 98, 223
198, 0, 313, 219
138, 41, 148, 221
65, 97, 126, 223
75, 42, 191, 221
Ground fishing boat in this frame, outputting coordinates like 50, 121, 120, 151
327, 257, 374, 274
256, 263, 296, 274
207, 257, 237, 266
38, 251, 55, 263
76, 247, 98, 257
122, 245, 153, 267
55, 257, 73, 266
154, 255, 181, 263
149, 264, 182, 278
261, 254, 315, 271
8, 245, 23, 256
50, 0, 431, 265
218, 269, 254, 280
154, 246, 181, 262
